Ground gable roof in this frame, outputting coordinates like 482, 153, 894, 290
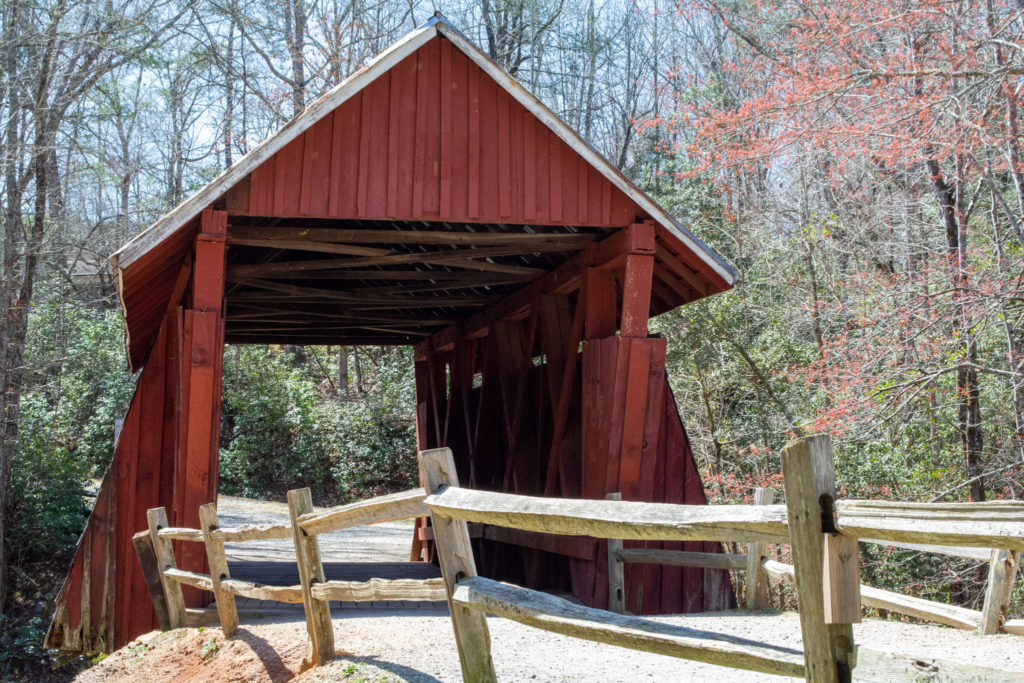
112, 15, 737, 369
113, 15, 734, 279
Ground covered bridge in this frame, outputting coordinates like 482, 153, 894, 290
46, 15, 738, 653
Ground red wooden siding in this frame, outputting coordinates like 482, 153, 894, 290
229, 37, 636, 228
48, 214, 226, 652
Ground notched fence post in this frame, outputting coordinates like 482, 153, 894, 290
782, 434, 859, 683
199, 503, 239, 637
288, 487, 335, 667
420, 447, 497, 683
147, 507, 187, 629
745, 487, 774, 611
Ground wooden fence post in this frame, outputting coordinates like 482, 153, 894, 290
132, 531, 171, 630
288, 488, 335, 667
746, 487, 775, 610
420, 447, 496, 682
981, 549, 1019, 635
146, 507, 187, 629
198, 503, 239, 637
782, 435, 858, 683
606, 492, 625, 614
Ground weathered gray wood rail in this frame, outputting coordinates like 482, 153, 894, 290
420, 437, 1024, 683
133, 486, 439, 667
134, 437, 1024, 681
607, 499, 1020, 636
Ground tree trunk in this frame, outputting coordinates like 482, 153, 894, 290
927, 157, 985, 501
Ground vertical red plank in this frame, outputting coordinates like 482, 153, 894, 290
534, 120, 549, 221
467, 56, 481, 219
584, 268, 618, 340
509, 97, 525, 223
439, 38, 453, 219
549, 133, 562, 223
357, 78, 375, 217
588, 166, 604, 224
524, 114, 536, 221
562, 148, 579, 224
396, 54, 418, 219
617, 339, 650, 499
365, 73, 391, 217
160, 310, 180, 512
479, 75, 499, 219
621, 253, 654, 337
273, 137, 304, 215
610, 184, 635, 225
114, 379, 141, 646
330, 97, 361, 216
576, 153, 589, 223
412, 46, 430, 217
601, 171, 612, 225
658, 382, 683, 614
421, 38, 442, 216
128, 323, 167, 638
387, 63, 404, 218
300, 117, 333, 215
248, 156, 274, 215
497, 90, 512, 218
449, 49, 470, 221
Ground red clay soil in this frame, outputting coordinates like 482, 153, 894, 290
75, 623, 309, 683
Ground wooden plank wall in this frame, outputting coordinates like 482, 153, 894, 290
413, 228, 734, 614
47, 211, 227, 652
226, 36, 636, 228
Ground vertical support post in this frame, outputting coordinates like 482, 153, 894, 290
606, 492, 625, 614
198, 503, 239, 637
781, 435, 857, 683
176, 208, 228, 594
420, 447, 496, 683
981, 549, 1018, 634
131, 531, 170, 631
146, 508, 186, 629
745, 487, 775, 610
288, 488, 334, 667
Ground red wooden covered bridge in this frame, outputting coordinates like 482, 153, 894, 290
46, 15, 738, 653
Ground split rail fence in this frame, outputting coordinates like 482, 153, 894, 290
136, 434, 1024, 682
132, 487, 445, 666
609, 489, 1022, 636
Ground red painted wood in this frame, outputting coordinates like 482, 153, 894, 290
621, 253, 655, 337
549, 133, 562, 222
329, 96, 360, 216
357, 77, 375, 217
273, 137, 304, 216
467, 54, 481, 219
300, 116, 333, 216
583, 268, 617, 340
366, 73, 391, 217
440, 39, 453, 218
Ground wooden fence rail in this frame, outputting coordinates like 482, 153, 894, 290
607, 488, 1022, 636
133, 486, 441, 667
133, 436, 1024, 682
420, 437, 1024, 683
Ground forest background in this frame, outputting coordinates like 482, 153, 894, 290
2, 0, 1023, 677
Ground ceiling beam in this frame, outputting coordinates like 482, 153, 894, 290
225, 243, 576, 278
229, 226, 601, 247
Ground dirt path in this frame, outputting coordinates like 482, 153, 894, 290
217, 494, 414, 564
78, 608, 1024, 682
75, 496, 1024, 682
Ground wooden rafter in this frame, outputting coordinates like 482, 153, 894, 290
220, 269, 535, 283
226, 243, 580, 278
229, 226, 601, 247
